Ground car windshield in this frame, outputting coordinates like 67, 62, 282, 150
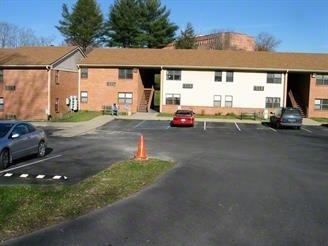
0, 123, 14, 138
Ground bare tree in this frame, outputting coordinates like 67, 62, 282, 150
0, 21, 54, 48
255, 32, 281, 51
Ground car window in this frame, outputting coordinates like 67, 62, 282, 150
0, 123, 14, 138
176, 111, 193, 116
283, 109, 301, 116
26, 123, 36, 133
12, 124, 29, 136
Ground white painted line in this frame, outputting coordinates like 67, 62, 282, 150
0, 154, 62, 174
4, 173, 13, 177
52, 175, 61, 180
135, 120, 145, 128
269, 127, 277, 132
36, 175, 46, 179
204, 121, 207, 131
302, 127, 312, 133
234, 122, 241, 132
20, 174, 29, 178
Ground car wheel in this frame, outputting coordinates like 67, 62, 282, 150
276, 122, 280, 129
296, 126, 301, 130
0, 149, 10, 169
37, 141, 46, 157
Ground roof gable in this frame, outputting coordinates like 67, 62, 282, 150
0, 46, 85, 67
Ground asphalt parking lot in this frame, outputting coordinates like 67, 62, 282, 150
2, 119, 328, 246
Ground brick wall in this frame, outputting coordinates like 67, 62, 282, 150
50, 69, 79, 117
79, 68, 144, 113
308, 76, 328, 118
0, 69, 48, 120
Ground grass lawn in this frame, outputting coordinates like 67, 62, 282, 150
0, 159, 175, 241
50, 110, 102, 122
311, 117, 328, 123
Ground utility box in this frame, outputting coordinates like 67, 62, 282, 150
263, 109, 269, 119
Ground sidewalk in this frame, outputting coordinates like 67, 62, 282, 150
34, 112, 323, 137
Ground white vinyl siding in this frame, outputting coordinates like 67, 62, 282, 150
162, 69, 285, 108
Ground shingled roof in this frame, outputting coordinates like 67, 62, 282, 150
0, 46, 84, 67
79, 48, 328, 72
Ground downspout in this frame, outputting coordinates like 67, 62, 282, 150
283, 70, 288, 107
160, 66, 163, 113
46, 65, 52, 119
77, 65, 80, 111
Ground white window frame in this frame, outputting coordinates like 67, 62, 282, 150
118, 92, 133, 104
225, 95, 233, 107
213, 95, 221, 107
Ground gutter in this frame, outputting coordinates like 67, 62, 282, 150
76, 64, 327, 73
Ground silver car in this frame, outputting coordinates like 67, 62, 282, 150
0, 120, 47, 169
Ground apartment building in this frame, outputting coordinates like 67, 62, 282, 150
165, 32, 255, 51
0, 46, 85, 120
1, 47, 327, 120
78, 48, 328, 118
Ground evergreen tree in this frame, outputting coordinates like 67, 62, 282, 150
174, 22, 197, 49
139, 0, 178, 48
106, 0, 142, 48
106, 0, 178, 48
56, 0, 104, 52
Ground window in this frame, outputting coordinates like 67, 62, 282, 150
55, 98, 59, 113
165, 93, 180, 105
5, 85, 15, 91
213, 95, 221, 107
118, 92, 133, 104
314, 99, 328, 110
81, 68, 88, 78
225, 95, 233, 107
253, 86, 264, 91
214, 71, 222, 82
81, 91, 88, 103
267, 73, 282, 83
0, 69, 3, 82
182, 83, 193, 89
0, 97, 3, 111
226, 71, 234, 82
265, 97, 280, 108
316, 74, 328, 85
118, 69, 133, 79
55, 70, 59, 84
166, 70, 181, 80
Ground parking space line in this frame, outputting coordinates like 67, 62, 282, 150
135, 120, 146, 128
234, 122, 241, 132
302, 127, 312, 133
0, 154, 62, 174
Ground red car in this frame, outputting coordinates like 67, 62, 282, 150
171, 110, 195, 127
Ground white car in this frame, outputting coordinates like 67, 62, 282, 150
0, 120, 47, 169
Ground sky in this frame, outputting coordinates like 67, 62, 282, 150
0, 0, 327, 53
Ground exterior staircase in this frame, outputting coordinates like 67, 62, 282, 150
288, 89, 306, 117
138, 88, 154, 112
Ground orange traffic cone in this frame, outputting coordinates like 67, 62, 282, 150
135, 134, 148, 160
